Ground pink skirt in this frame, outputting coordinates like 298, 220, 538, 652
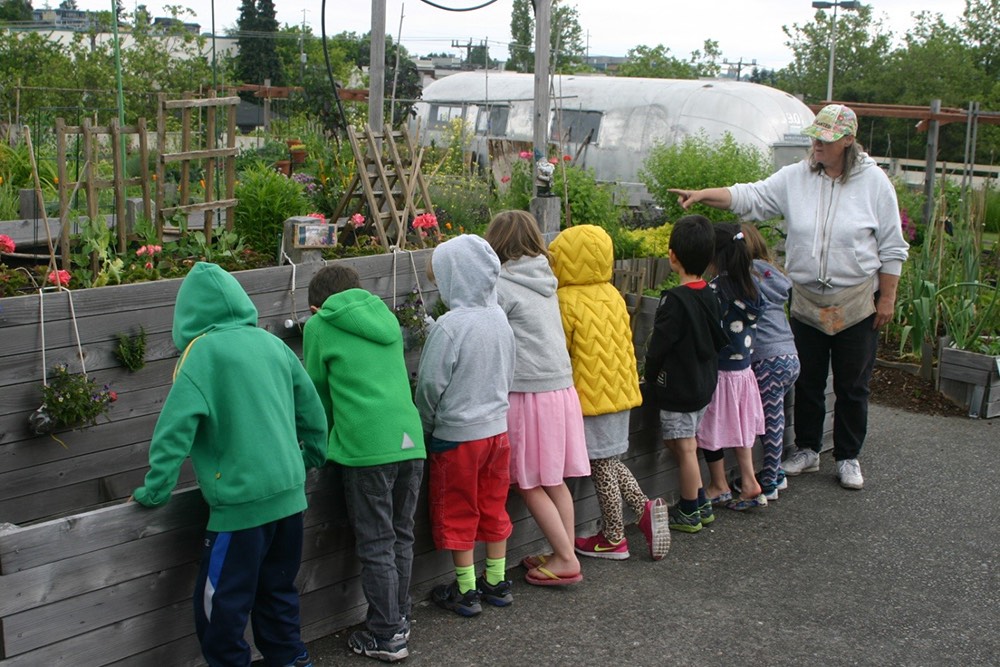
697, 368, 765, 451
507, 387, 591, 489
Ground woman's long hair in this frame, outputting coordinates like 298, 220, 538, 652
712, 222, 758, 303
809, 139, 863, 184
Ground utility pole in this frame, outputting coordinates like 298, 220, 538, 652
299, 8, 307, 88
369, 0, 386, 134
722, 57, 756, 80
530, 0, 560, 233
451, 38, 473, 70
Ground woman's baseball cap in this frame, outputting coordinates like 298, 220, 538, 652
803, 104, 858, 142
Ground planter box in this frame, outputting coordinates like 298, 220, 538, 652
938, 344, 1000, 418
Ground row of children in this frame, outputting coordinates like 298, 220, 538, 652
130, 209, 798, 667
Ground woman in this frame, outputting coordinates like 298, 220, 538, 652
668, 104, 909, 490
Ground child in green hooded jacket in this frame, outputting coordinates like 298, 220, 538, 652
133, 262, 328, 667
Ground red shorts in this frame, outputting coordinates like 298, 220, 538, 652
429, 433, 513, 551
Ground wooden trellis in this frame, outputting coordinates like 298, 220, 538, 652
54, 117, 152, 269
331, 123, 434, 250
155, 93, 239, 240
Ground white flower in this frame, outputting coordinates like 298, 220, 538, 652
730, 320, 744, 333
744, 334, 753, 349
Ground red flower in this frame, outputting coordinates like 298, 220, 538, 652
0, 234, 14, 254
519, 151, 532, 159
108, 391, 118, 402
563, 155, 571, 161
412, 213, 439, 230
307, 212, 326, 222
351, 213, 366, 228
501, 175, 511, 184
47, 269, 71, 287
548, 157, 558, 165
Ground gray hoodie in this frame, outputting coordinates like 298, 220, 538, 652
729, 154, 908, 295
496, 254, 575, 393
415, 235, 516, 443
751, 259, 798, 363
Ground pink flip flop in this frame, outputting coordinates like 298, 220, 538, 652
524, 566, 583, 587
520, 553, 550, 570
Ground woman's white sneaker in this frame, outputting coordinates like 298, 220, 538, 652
783, 448, 820, 475
836, 459, 864, 489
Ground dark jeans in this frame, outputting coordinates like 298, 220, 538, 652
342, 459, 424, 639
791, 313, 878, 461
194, 512, 306, 667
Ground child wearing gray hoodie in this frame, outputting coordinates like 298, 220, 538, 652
415, 234, 517, 618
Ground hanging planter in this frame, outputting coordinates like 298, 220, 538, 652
30, 365, 117, 438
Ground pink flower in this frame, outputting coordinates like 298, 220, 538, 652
307, 212, 326, 222
0, 234, 14, 254
412, 213, 439, 230
47, 269, 71, 286
501, 175, 511, 184
108, 390, 118, 402
144, 262, 153, 270
136, 244, 162, 257
548, 157, 558, 165
351, 213, 366, 228
519, 151, 532, 159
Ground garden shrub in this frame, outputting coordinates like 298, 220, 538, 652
429, 174, 491, 236
234, 163, 310, 254
640, 132, 770, 222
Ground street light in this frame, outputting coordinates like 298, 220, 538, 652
811, 0, 862, 102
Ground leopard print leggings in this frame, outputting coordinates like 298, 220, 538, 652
590, 457, 648, 543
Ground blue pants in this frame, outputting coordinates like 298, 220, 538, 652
342, 459, 424, 640
194, 512, 307, 667
791, 313, 878, 461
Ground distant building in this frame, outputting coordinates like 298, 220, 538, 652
27, 7, 200, 34
584, 55, 628, 73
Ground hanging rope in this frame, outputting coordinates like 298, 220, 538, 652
38, 285, 88, 385
390, 246, 431, 322
281, 251, 304, 332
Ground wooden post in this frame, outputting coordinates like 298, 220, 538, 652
532, 0, 552, 195
156, 94, 167, 240
138, 117, 152, 226
204, 90, 216, 240
369, 0, 386, 137
180, 105, 191, 223
922, 99, 941, 228
56, 118, 71, 270
226, 100, 237, 231
82, 118, 100, 276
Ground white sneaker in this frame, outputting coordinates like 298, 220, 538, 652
783, 448, 820, 476
836, 459, 864, 489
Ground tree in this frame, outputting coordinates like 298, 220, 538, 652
507, 0, 533, 72
234, 0, 285, 88
776, 5, 893, 103
59, 0, 78, 9
0, 0, 32, 22
255, 0, 284, 86
328, 32, 421, 126
689, 39, 722, 78
505, 0, 586, 73
962, 0, 1000, 78
617, 45, 695, 79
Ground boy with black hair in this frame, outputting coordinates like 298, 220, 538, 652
304, 264, 426, 662
133, 262, 328, 667
644, 215, 728, 533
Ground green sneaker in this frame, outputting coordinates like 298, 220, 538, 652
668, 505, 702, 533
699, 500, 715, 526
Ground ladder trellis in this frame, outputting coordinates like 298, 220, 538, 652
155, 93, 240, 241
331, 123, 434, 250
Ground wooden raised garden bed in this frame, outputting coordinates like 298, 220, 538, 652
938, 344, 1000, 419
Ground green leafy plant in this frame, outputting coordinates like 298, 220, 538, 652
115, 327, 147, 372
234, 163, 311, 255
640, 132, 771, 222
32, 365, 116, 434
394, 288, 430, 348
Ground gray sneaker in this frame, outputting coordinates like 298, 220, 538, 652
783, 448, 820, 475
836, 458, 864, 489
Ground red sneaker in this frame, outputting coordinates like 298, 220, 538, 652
638, 497, 670, 561
574, 532, 630, 560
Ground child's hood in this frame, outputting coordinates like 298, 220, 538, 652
172, 262, 258, 351
432, 234, 500, 309
549, 224, 613, 288
314, 288, 400, 345
752, 259, 791, 305
500, 254, 557, 298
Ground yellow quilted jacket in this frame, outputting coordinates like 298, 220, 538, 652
549, 225, 641, 416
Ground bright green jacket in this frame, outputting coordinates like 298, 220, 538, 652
133, 263, 328, 532
303, 288, 425, 466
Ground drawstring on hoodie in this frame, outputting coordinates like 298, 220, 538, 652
812, 176, 842, 291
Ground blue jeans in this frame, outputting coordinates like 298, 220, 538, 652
342, 459, 424, 639
791, 313, 878, 461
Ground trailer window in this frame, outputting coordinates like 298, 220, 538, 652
551, 109, 601, 144
476, 105, 509, 136
429, 104, 465, 128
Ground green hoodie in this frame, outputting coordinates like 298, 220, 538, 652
133, 263, 328, 532
303, 288, 425, 466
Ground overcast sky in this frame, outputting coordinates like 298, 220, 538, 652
75, 0, 969, 70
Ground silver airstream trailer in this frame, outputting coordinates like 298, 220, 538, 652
413, 72, 815, 204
